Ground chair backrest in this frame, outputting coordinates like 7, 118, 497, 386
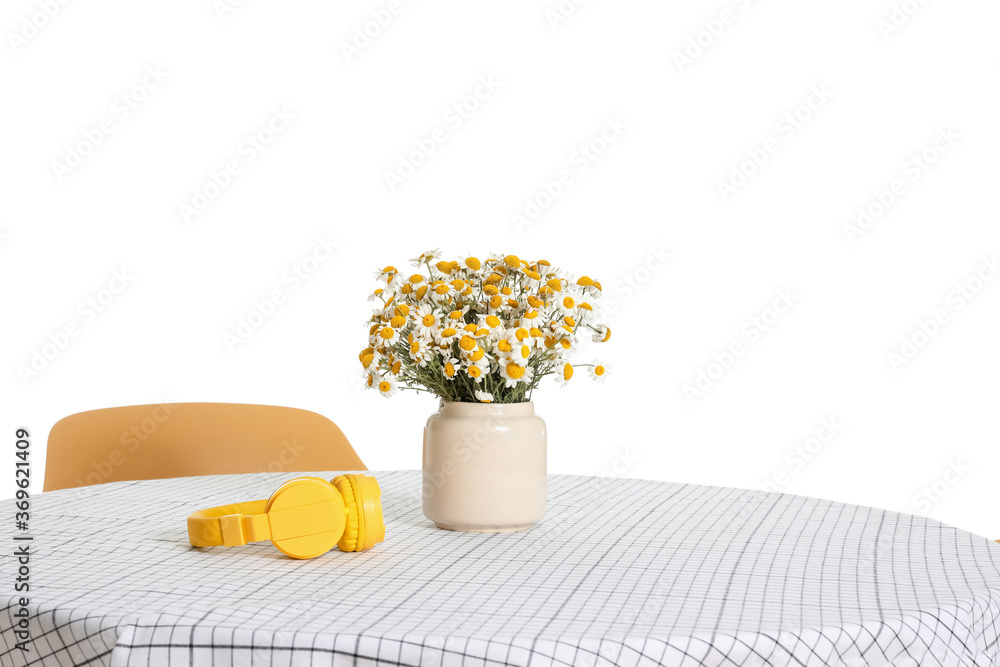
43, 402, 366, 492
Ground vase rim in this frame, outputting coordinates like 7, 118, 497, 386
438, 400, 535, 415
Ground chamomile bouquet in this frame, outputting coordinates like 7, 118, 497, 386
359, 251, 611, 403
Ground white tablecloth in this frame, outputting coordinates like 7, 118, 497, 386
3, 470, 1000, 667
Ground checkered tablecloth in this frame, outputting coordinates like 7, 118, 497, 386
3, 471, 1000, 667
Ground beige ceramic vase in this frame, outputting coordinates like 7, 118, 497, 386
422, 400, 546, 532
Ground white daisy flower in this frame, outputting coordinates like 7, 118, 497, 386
516, 311, 540, 332
366, 288, 386, 303
407, 337, 430, 366
429, 281, 456, 303
414, 305, 440, 337
555, 362, 574, 388
463, 340, 489, 364
409, 249, 442, 267
360, 349, 381, 372
474, 390, 494, 403
372, 266, 398, 282
375, 325, 399, 346
465, 358, 490, 383
456, 331, 481, 355
575, 301, 597, 321
591, 324, 611, 343
499, 360, 533, 388
435, 326, 460, 346
588, 362, 609, 383
375, 375, 398, 398
574, 276, 602, 298
442, 357, 460, 381
459, 256, 484, 273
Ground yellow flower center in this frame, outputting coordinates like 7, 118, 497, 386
410, 341, 421, 354
361, 354, 374, 368
529, 327, 543, 338
409, 274, 424, 284
391, 361, 401, 375
395, 304, 410, 316
515, 328, 529, 341
435, 284, 451, 295
459, 335, 476, 351
416, 285, 428, 299
359, 347, 373, 362
564, 316, 576, 327
497, 340, 512, 352
471, 347, 485, 361
489, 295, 503, 308
579, 302, 593, 311
483, 284, 499, 295
501, 286, 512, 295
524, 269, 540, 281
595, 365, 605, 376
506, 362, 525, 379
577, 276, 594, 287
468, 365, 482, 378
601, 327, 612, 342
379, 328, 395, 339
546, 279, 562, 292
401, 284, 413, 294
447, 310, 462, 320
422, 314, 436, 326
485, 315, 501, 328
559, 338, 571, 349
390, 315, 405, 328
445, 362, 456, 377
528, 296, 543, 307
379, 381, 391, 392
563, 364, 573, 380
451, 279, 466, 290
465, 257, 482, 270
464, 323, 478, 332
436, 261, 452, 274
563, 297, 575, 309
518, 345, 530, 359
504, 254, 521, 268
442, 328, 457, 337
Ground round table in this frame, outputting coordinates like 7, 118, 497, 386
3, 471, 1000, 667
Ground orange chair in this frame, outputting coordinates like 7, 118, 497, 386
43, 403, 366, 492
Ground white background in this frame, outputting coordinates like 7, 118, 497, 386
2, 0, 999, 536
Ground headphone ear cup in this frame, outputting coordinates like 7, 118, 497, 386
264, 477, 346, 559
332, 475, 361, 552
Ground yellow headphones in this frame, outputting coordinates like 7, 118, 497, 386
187, 474, 385, 559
